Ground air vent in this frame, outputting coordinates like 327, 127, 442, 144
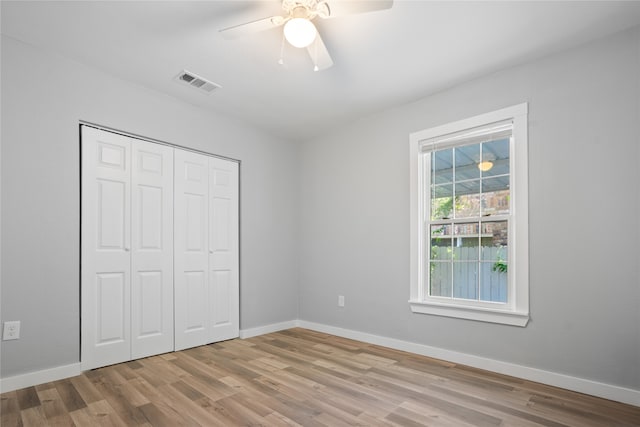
175, 70, 221, 95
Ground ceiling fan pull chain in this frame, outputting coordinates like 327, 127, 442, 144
278, 31, 286, 66
313, 37, 319, 71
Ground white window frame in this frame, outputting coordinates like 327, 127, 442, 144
409, 103, 529, 327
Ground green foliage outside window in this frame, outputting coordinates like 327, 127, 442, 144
492, 248, 507, 273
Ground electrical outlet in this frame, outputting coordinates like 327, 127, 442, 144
338, 295, 345, 307
3, 321, 21, 340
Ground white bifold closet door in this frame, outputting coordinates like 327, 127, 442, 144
174, 150, 239, 351
81, 126, 174, 370
130, 138, 174, 360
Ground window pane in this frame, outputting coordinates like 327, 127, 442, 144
453, 222, 479, 260
430, 224, 451, 260
481, 221, 508, 262
481, 138, 509, 178
481, 177, 510, 216
480, 262, 507, 302
482, 176, 509, 193
431, 185, 453, 220
430, 262, 451, 297
480, 221, 508, 302
430, 223, 452, 298
455, 180, 480, 218
453, 262, 478, 299
432, 149, 453, 184
455, 144, 480, 180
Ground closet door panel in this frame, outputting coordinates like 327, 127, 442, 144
137, 271, 163, 333
81, 127, 132, 370
96, 273, 127, 343
208, 158, 239, 342
185, 271, 207, 330
131, 141, 174, 359
97, 180, 127, 249
174, 150, 210, 351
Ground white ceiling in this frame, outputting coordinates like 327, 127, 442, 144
3, 1, 640, 141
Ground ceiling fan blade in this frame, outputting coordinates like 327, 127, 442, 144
219, 16, 283, 39
322, 0, 393, 18
307, 32, 334, 71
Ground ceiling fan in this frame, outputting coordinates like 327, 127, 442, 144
219, 0, 393, 71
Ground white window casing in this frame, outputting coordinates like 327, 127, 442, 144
409, 103, 529, 327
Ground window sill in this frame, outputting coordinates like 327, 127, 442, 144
409, 300, 529, 327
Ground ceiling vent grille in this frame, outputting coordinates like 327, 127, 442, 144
175, 70, 221, 94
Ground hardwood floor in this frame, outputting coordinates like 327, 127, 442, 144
1, 328, 639, 426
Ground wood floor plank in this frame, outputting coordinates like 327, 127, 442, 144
135, 357, 184, 387
196, 395, 255, 426
357, 412, 396, 426
299, 394, 366, 425
386, 410, 438, 427
396, 400, 480, 427
137, 402, 186, 427
284, 364, 398, 415
170, 351, 224, 378
177, 371, 237, 401
67, 406, 96, 426
89, 373, 150, 425
1, 392, 23, 427
224, 391, 274, 418
313, 410, 356, 427
264, 411, 304, 426
54, 379, 87, 412
262, 396, 326, 427
530, 391, 640, 425
20, 405, 48, 427
36, 387, 74, 423
214, 394, 271, 425
72, 399, 130, 427
247, 356, 289, 373
425, 383, 571, 427
155, 383, 223, 425
2, 327, 640, 426
15, 387, 40, 411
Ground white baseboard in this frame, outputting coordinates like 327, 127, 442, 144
239, 320, 299, 339
2, 321, 638, 408
0, 363, 81, 394
0, 321, 300, 393
297, 320, 640, 407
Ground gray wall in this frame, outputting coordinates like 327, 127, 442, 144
0, 35, 299, 378
2, 24, 640, 394
298, 27, 640, 390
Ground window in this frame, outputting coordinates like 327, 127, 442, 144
409, 104, 529, 326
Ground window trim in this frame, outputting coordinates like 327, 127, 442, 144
409, 103, 529, 327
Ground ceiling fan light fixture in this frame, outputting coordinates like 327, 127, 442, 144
283, 18, 317, 48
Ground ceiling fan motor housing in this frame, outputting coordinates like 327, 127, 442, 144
282, 0, 330, 20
